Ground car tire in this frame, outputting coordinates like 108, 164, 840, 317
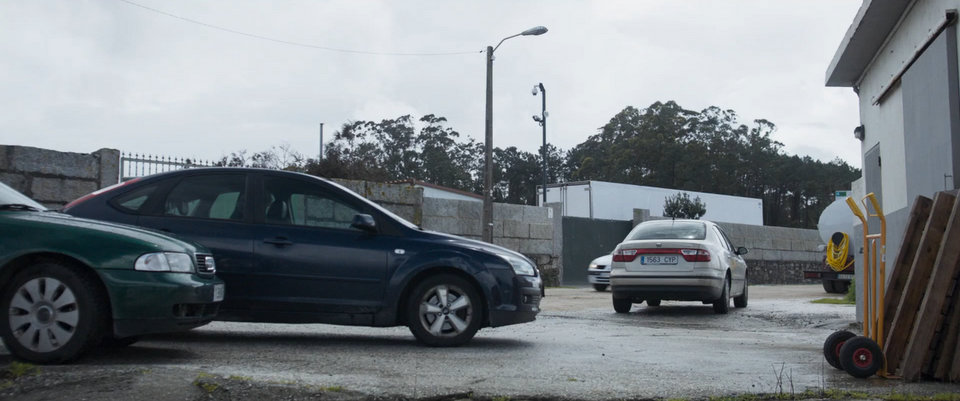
0, 260, 107, 364
592, 284, 608, 292
823, 330, 856, 370
406, 274, 481, 347
646, 299, 661, 307
733, 280, 748, 308
712, 276, 730, 314
839, 336, 884, 378
822, 280, 839, 293
613, 298, 632, 313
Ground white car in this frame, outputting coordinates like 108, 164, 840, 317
610, 219, 748, 314
587, 254, 612, 291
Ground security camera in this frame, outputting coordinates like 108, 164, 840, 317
532, 86, 538, 96
532, 115, 542, 122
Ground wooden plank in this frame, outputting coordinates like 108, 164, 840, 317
884, 192, 957, 375
884, 196, 934, 333
952, 312, 960, 381
900, 193, 960, 381
933, 280, 960, 379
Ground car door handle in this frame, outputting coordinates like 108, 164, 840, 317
263, 237, 293, 247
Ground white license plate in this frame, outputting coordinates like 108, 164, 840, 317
838, 274, 854, 280
640, 255, 679, 265
213, 284, 225, 302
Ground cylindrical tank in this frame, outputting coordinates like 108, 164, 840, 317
818, 197, 856, 246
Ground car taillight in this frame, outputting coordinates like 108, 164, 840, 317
62, 177, 141, 210
680, 249, 711, 262
612, 249, 639, 262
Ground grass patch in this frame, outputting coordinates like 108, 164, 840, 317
4, 362, 39, 378
320, 385, 344, 392
882, 392, 960, 401
811, 298, 855, 305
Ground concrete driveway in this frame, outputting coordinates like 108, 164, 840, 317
2, 284, 958, 400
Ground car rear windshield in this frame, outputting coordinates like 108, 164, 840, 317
625, 221, 706, 241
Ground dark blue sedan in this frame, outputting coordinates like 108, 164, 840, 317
63, 168, 542, 346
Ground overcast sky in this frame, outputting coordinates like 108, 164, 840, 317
1, 0, 865, 169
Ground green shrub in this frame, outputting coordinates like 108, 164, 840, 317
844, 279, 856, 303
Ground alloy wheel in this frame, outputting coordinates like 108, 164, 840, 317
417, 284, 473, 338
8, 277, 79, 353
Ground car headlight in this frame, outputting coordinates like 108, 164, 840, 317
589, 262, 599, 269
496, 252, 537, 276
135, 252, 195, 273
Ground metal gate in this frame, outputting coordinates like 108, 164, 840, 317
120, 153, 215, 181
561, 217, 633, 286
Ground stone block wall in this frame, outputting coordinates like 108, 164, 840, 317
718, 222, 822, 284
0, 145, 120, 208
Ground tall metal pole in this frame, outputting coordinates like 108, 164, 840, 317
319, 122, 324, 160
482, 46, 494, 243
539, 82, 547, 205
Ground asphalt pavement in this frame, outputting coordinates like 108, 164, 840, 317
2, 284, 959, 400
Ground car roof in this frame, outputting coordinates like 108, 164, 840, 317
136, 167, 328, 182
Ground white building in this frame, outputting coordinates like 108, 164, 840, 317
826, 0, 960, 266
541, 180, 764, 226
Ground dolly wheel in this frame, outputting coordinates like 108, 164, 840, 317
822, 330, 855, 370
839, 336, 884, 378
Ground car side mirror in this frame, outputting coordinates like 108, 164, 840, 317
736, 246, 748, 256
351, 214, 377, 232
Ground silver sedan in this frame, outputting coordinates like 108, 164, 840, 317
587, 254, 612, 291
609, 219, 748, 314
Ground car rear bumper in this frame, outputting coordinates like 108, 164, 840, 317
611, 276, 723, 302
97, 269, 224, 338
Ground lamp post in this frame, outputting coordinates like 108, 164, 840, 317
483, 25, 548, 243
532, 82, 547, 205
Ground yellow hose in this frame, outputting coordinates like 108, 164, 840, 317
826, 232, 853, 272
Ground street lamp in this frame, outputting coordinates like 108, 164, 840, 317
532, 82, 547, 205
483, 25, 548, 243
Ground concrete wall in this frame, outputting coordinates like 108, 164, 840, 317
718, 222, 822, 285
333, 178, 562, 286
0, 145, 119, 208
633, 210, 822, 285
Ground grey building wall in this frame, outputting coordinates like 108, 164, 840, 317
0, 145, 120, 208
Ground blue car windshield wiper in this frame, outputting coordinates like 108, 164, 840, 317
0, 203, 42, 211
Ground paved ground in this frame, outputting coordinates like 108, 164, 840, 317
2, 284, 959, 400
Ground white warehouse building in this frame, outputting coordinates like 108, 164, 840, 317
540, 180, 764, 226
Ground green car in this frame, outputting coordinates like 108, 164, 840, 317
0, 181, 224, 363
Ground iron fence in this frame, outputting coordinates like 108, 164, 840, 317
120, 153, 216, 181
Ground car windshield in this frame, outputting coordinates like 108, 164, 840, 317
625, 220, 706, 241
0, 181, 47, 211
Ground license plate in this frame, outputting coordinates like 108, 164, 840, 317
641, 255, 678, 265
213, 284, 225, 302
838, 274, 853, 280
